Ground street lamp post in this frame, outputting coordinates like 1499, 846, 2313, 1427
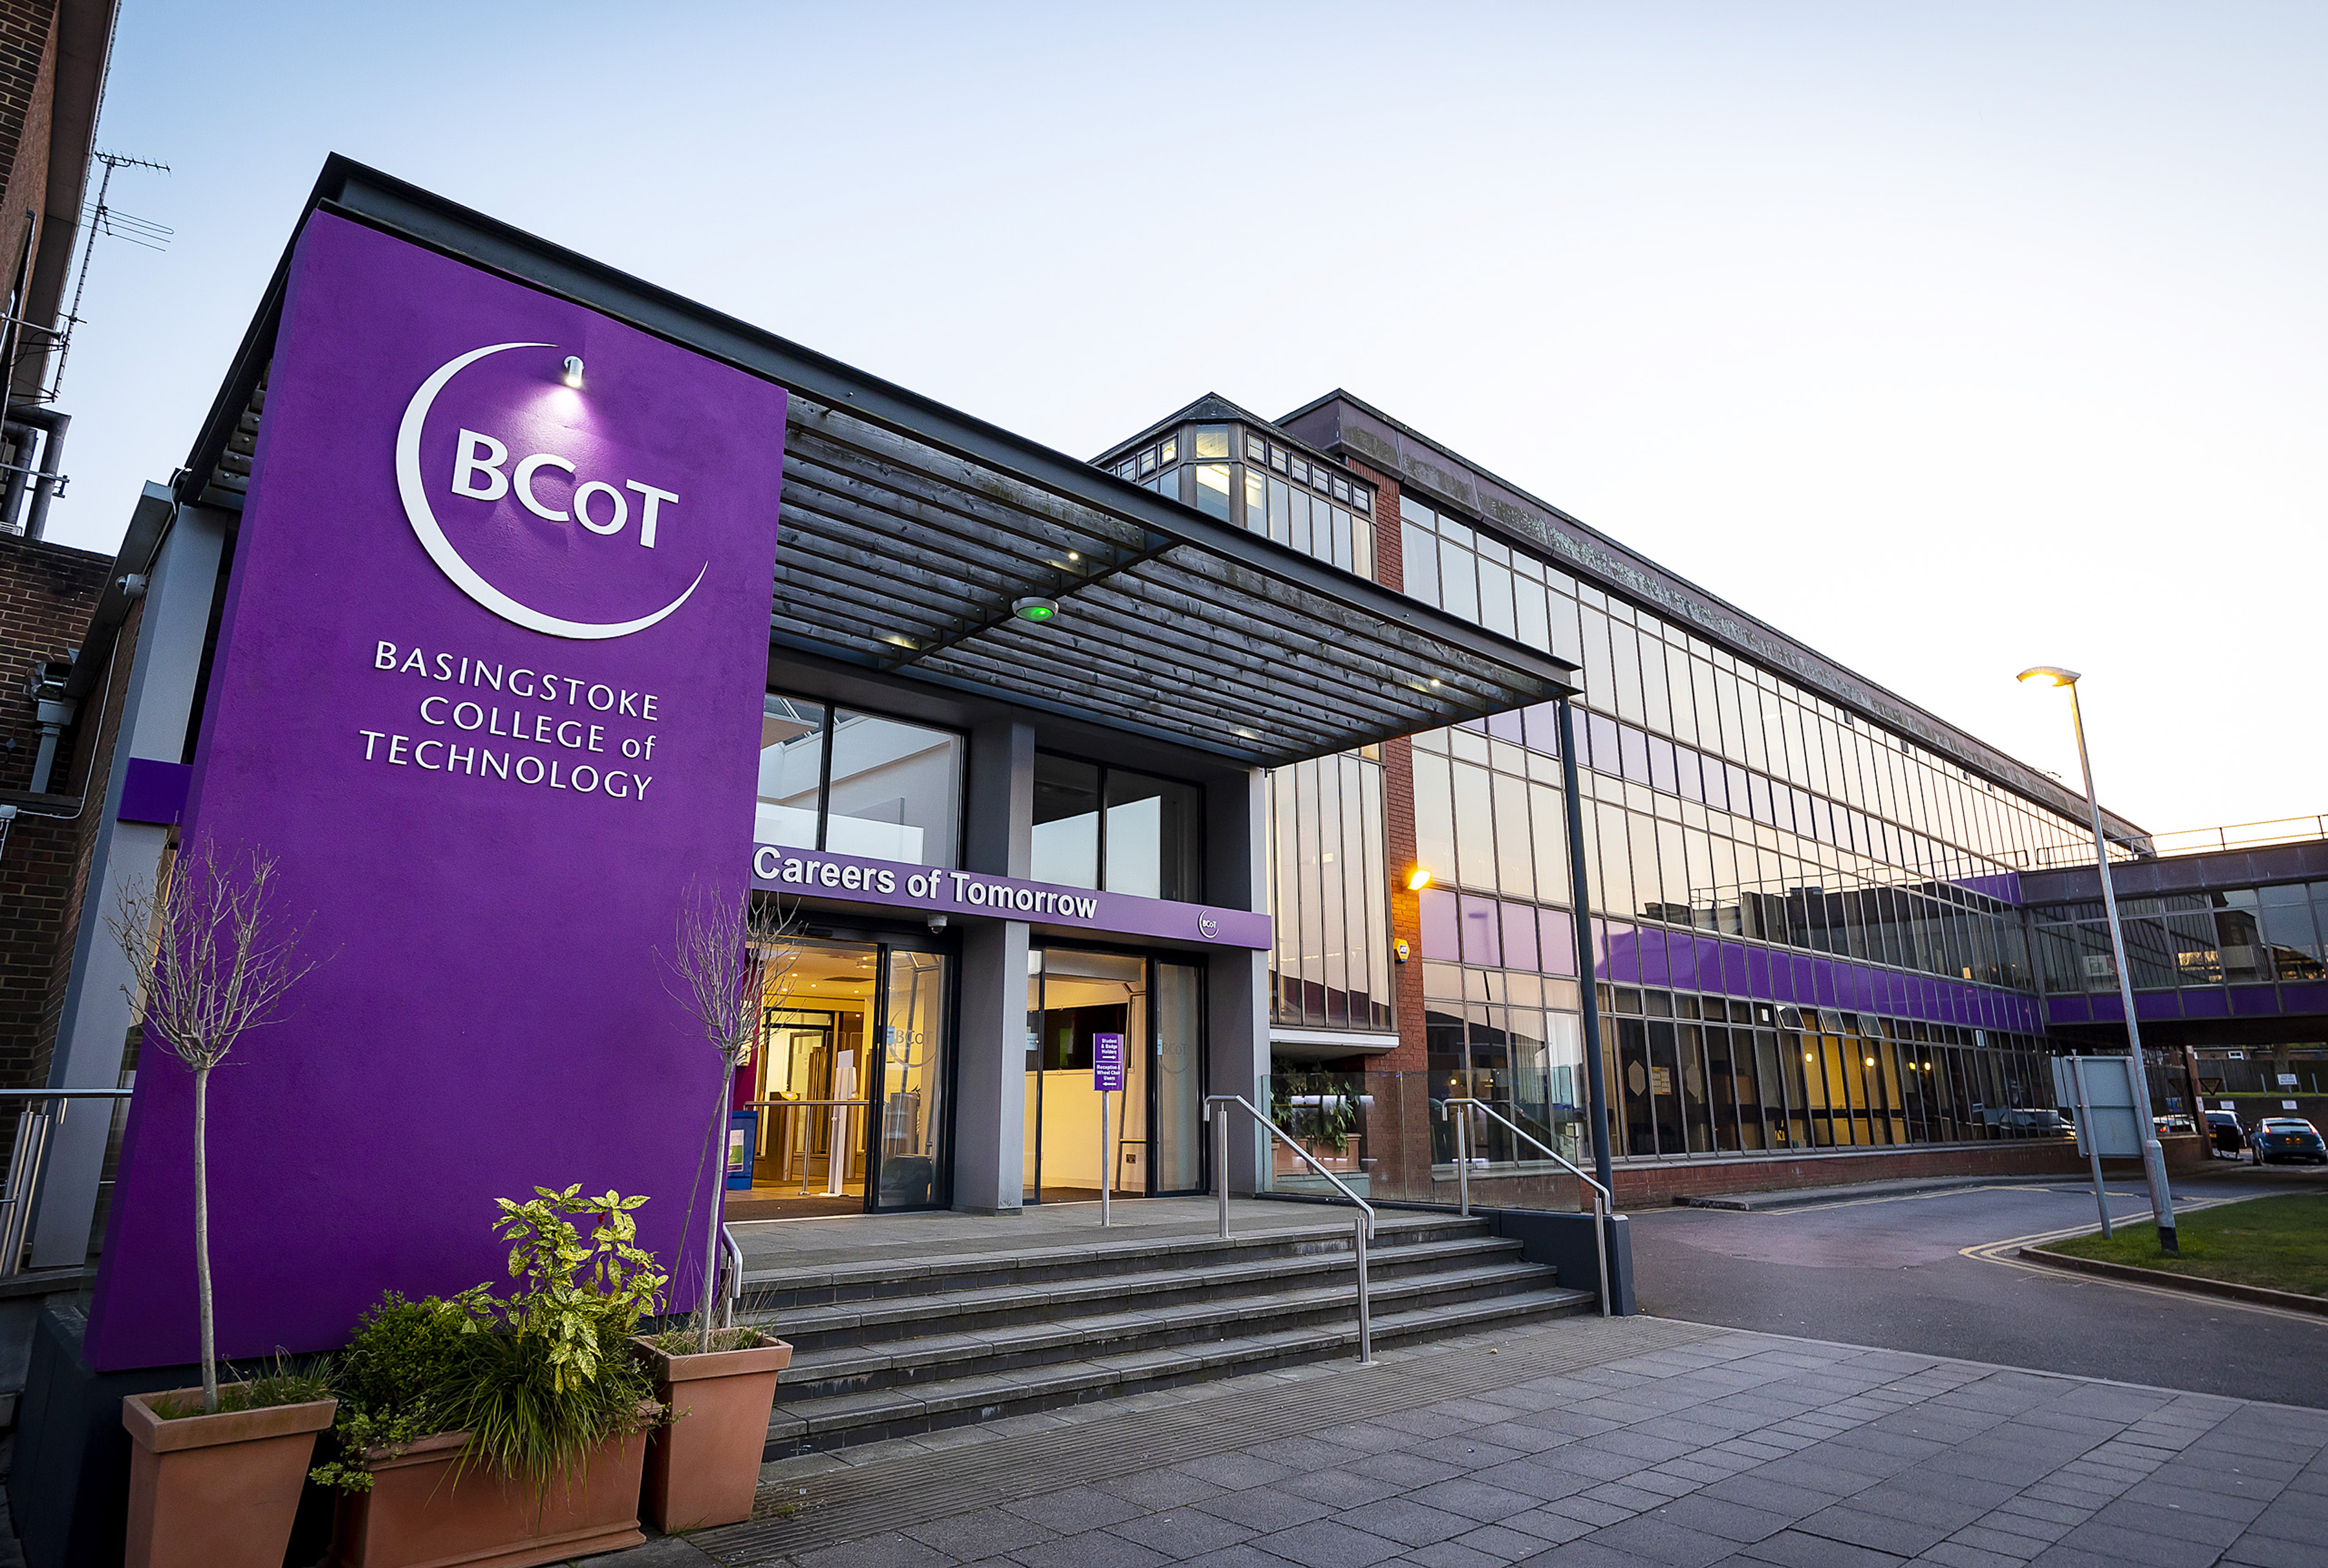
2018, 666, 2177, 1252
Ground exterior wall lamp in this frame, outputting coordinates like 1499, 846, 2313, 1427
1406, 866, 1434, 892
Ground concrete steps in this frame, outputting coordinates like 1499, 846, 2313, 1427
738, 1210, 1592, 1457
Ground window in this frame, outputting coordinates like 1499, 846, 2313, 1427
1104, 769, 1203, 901
758, 693, 963, 866
1031, 755, 1100, 888
1033, 753, 1203, 901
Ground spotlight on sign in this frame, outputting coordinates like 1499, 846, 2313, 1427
1012, 597, 1059, 625
560, 356, 585, 389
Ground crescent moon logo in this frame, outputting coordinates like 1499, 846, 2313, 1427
394, 341, 709, 640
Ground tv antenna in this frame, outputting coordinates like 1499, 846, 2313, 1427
42, 149, 169, 402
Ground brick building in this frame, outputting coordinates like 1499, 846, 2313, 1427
0, 528, 106, 1088
0, 0, 122, 1115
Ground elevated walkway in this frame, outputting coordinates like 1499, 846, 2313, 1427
729, 1196, 1593, 1457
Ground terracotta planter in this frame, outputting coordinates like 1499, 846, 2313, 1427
122, 1388, 338, 1568
634, 1332, 793, 1530
327, 1409, 654, 1568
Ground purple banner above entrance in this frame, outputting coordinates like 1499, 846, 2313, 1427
749, 843, 1271, 951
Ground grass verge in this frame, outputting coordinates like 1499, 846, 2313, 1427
2039, 1193, 2328, 1298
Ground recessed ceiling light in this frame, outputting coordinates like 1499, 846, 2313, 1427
1013, 597, 1059, 624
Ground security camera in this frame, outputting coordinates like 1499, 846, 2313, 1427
926, 914, 947, 932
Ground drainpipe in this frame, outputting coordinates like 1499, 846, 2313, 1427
18, 407, 67, 539
28, 694, 74, 793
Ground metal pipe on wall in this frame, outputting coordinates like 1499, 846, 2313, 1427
21, 407, 66, 539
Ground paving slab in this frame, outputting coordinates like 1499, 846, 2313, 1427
555, 1311, 2328, 1568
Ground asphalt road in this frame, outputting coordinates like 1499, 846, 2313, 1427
1629, 1164, 2328, 1408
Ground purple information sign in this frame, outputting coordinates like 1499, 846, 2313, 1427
82, 213, 786, 1369
1093, 1032, 1126, 1093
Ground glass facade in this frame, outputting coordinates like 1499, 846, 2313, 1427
1086, 398, 2115, 1160
1267, 751, 1393, 1032
1104, 421, 1375, 577
2032, 881, 2328, 996
1190, 421, 2111, 1159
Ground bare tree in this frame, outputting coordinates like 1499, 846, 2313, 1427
109, 839, 321, 1415
665, 883, 798, 1352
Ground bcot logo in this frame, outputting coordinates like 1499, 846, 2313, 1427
447, 430, 677, 547
395, 341, 710, 641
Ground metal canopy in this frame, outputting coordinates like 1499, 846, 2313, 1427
775, 403, 1576, 765
183, 157, 1579, 769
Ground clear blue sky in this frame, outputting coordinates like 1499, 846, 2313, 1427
46, 2, 2328, 834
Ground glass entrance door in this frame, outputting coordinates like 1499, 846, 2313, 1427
1022, 949, 1205, 1203
744, 932, 952, 1214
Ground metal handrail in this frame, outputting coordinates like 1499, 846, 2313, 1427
718, 1223, 745, 1329
0, 1090, 134, 1278
1203, 1093, 1374, 1364
741, 1099, 870, 1197
1437, 1097, 1615, 1318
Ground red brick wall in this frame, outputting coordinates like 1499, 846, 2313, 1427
0, 1, 58, 285
0, 528, 104, 1088
29, 582, 139, 1086
0, 530, 105, 788
1611, 1133, 2210, 1207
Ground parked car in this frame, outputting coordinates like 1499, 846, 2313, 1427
2206, 1110, 2247, 1158
2250, 1118, 2328, 1166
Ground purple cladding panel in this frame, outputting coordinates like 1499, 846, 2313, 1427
1603, 922, 1639, 983
1811, 958, 1836, 1008
1690, 935, 1721, 993
1846, 967, 1873, 1013
1458, 894, 1502, 967
1417, 889, 1458, 961
83, 215, 788, 1370
2179, 988, 2230, 1020
1743, 946, 1772, 999
117, 758, 192, 826
1591, 919, 1611, 981
2280, 982, 2328, 1016
2047, 997, 2092, 1026
2230, 985, 2283, 1018
2135, 991, 2181, 1022
1637, 929, 1670, 987
1719, 942, 1749, 996
2085, 993, 2125, 1024
1538, 908, 1576, 976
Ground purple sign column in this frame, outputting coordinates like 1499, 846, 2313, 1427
83, 213, 786, 1368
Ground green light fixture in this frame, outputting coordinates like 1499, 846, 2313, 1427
1012, 597, 1059, 624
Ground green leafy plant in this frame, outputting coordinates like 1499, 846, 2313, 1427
310, 1188, 669, 1495
1271, 1071, 1360, 1155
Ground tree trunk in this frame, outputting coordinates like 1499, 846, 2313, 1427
195, 1062, 219, 1415
701, 1064, 731, 1353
